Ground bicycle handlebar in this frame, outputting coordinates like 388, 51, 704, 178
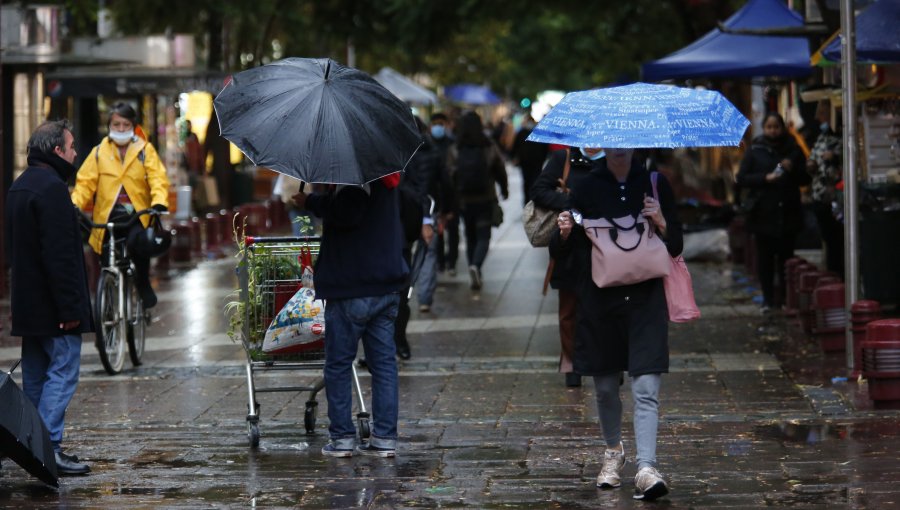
80, 208, 165, 230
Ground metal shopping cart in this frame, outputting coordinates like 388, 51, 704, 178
236, 236, 370, 448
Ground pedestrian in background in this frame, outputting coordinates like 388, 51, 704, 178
806, 100, 843, 276
737, 112, 809, 311
6, 120, 93, 475
552, 147, 682, 501
72, 102, 170, 308
430, 112, 459, 276
294, 175, 408, 458
512, 115, 550, 205
530, 147, 600, 387
447, 111, 508, 291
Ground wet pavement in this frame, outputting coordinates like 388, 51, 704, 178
2, 171, 900, 509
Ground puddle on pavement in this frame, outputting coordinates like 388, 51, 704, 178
756, 421, 846, 444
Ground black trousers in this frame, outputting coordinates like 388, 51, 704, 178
461, 202, 492, 269
813, 202, 844, 277
102, 204, 151, 293
754, 232, 795, 307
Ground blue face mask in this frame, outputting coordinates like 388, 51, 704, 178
820, 122, 830, 132
431, 125, 446, 139
580, 147, 605, 160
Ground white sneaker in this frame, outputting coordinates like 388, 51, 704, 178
595, 443, 625, 489
633, 466, 669, 501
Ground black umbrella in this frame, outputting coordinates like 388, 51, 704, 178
0, 360, 58, 487
214, 57, 423, 185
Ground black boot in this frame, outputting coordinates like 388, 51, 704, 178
395, 336, 411, 360
55, 451, 90, 475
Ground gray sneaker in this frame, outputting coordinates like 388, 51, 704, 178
596, 443, 625, 489
633, 466, 669, 501
321, 441, 354, 458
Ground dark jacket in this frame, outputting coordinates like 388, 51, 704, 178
432, 136, 458, 213
447, 142, 508, 207
530, 149, 593, 290
306, 181, 409, 300
549, 158, 683, 377
6, 151, 95, 336
736, 135, 810, 237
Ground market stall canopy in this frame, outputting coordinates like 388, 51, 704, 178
819, 0, 900, 64
641, 0, 811, 81
443, 83, 501, 105
373, 67, 439, 105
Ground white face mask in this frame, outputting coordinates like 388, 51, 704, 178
109, 129, 134, 146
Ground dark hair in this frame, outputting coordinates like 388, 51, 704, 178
455, 111, 489, 147
762, 112, 787, 130
27, 119, 71, 156
108, 102, 138, 125
430, 112, 448, 123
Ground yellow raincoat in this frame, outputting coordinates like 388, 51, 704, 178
71, 136, 170, 254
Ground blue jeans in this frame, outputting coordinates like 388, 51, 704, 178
324, 294, 400, 449
21, 334, 82, 452
415, 234, 438, 306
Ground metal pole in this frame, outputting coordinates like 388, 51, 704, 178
840, 0, 859, 370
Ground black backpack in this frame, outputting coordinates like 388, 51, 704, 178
454, 146, 490, 195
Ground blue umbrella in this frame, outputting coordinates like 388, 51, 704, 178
444, 84, 501, 105
527, 82, 750, 149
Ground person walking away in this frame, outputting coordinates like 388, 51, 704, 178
430, 112, 459, 275
531, 147, 601, 387
6, 120, 94, 475
448, 111, 508, 291
71, 102, 170, 308
552, 148, 683, 501
513, 115, 550, 205
737, 112, 810, 311
293, 176, 408, 458
806, 100, 843, 276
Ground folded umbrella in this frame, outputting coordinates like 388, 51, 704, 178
214, 57, 422, 185
527, 82, 749, 149
0, 361, 58, 487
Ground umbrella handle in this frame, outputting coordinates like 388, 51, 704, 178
8, 359, 20, 374
300, 182, 306, 193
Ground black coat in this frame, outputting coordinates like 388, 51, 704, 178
5, 152, 95, 336
549, 158, 683, 377
736, 135, 810, 237
530, 149, 594, 291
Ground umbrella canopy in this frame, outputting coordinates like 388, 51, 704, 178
820, 0, 900, 64
0, 366, 58, 487
374, 67, 439, 105
444, 83, 501, 105
214, 58, 422, 185
526, 82, 750, 149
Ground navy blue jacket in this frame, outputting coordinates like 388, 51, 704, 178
6, 151, 95, 336
306, 182, 409, 300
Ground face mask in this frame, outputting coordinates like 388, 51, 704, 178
580, 147, 605, 160
430, 125, 445, 139
109, 129, 134, 146
820, 122, 830, 132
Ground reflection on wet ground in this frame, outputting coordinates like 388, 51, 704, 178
2, 179, 900, 508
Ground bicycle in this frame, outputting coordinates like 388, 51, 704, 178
83, 208, 164, 375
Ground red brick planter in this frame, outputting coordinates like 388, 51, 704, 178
797, 270, 826, 334
812, 283, 846, 352
851, 300, 884, 377
786, 262, 814, 317
861, 319, 900, 409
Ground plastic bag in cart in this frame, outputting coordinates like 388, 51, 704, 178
262, 287, 326, 354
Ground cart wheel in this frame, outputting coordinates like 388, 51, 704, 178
357, 412, 371, 440
248, 422, 260, 448
304, 401, 318, 435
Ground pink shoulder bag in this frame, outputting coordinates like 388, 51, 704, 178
650, 172, 700, 322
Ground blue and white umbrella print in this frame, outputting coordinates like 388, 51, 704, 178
526, 82, 750, 149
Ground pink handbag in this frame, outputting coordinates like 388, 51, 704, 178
582, 214, 671, 288
650, 172, 700, 322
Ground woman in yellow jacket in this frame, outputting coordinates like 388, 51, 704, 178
72, 102, 170, 308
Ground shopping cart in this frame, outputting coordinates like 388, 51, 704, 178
236, 236, 370, 448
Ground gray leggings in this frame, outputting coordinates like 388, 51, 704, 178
592, 373, 661, 470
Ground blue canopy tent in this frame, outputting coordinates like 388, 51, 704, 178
821, 0, 900, 63
444, 84, 501, 105
642, 0, 811, 81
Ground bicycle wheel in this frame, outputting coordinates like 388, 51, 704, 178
127, 280, 146, 367
95, 271, 126, 374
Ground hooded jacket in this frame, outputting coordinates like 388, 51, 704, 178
71, 136, 170, 253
